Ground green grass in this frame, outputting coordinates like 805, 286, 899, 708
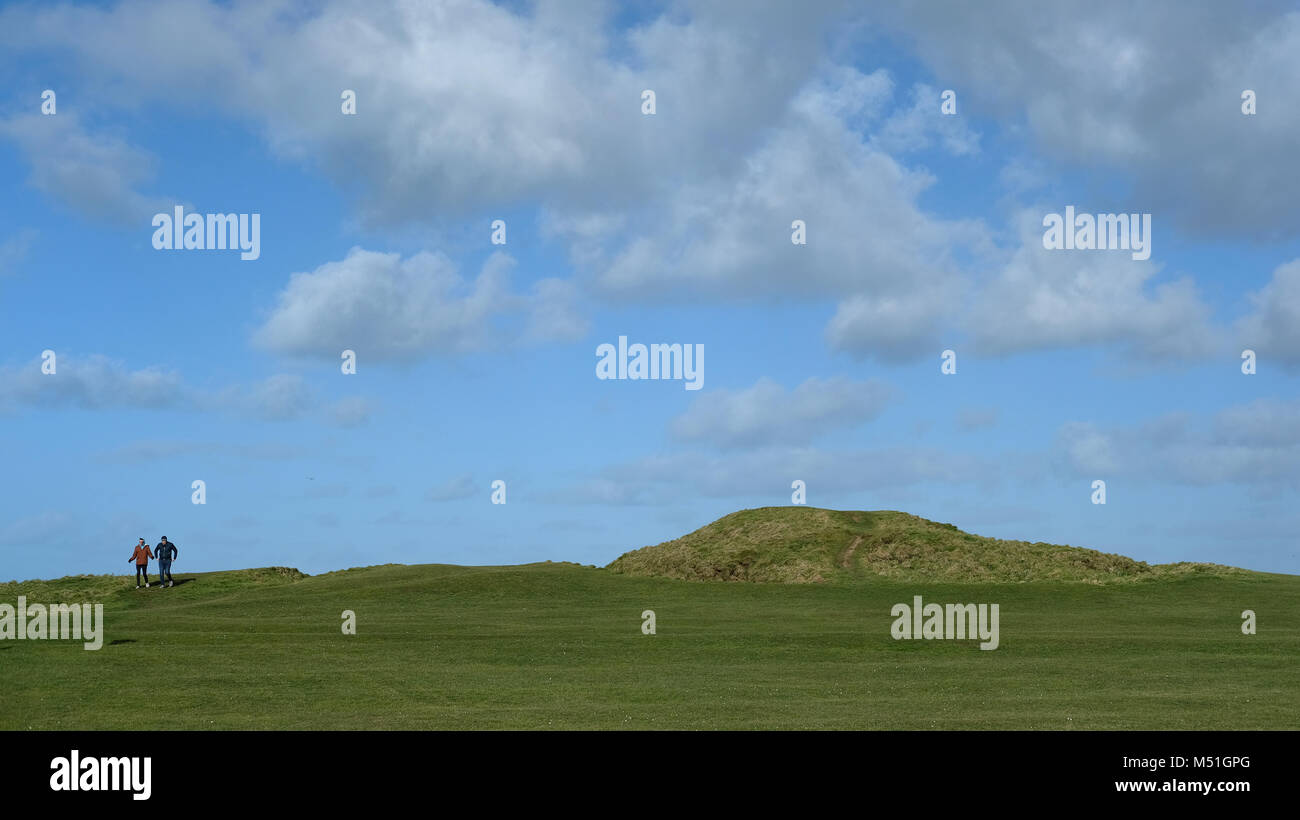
2, 562, 1296, 729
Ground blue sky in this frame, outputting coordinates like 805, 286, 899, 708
2, 0, 1299, 582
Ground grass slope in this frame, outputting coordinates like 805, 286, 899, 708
607, 507, 1249, 583
2, 562, 1296, 729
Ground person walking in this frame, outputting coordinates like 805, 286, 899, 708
129, 538, 153, 588
155, 536, 178, 587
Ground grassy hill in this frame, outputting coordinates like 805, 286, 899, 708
0, 566, 307, 602
606, 507, 1249, 583
2, 557, 1296, 729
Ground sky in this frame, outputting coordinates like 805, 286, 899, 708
2, 0, 1299, 582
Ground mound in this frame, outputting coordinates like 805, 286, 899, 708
605, 507, 1248, 584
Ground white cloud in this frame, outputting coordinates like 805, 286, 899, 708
561, 67, 986, 307
1056, 400, 1300, 485
253, 247, 568, 360
523, 277, 589, 343
879, 2, 1300, 240
3, 0, 1285, 366
0, 353, 365, 427
967, 209, 1220, 359
1238, 259, 1300, 367
871, 82, 980, 156
0, 0, 846, 226
0, 354, 182, 412
207, 374, 313, 421
825, 284, 957, 362
0, 1, 981, 366
0, 114, 171, 225
1055, 422, 1121, 474
670, 377, 894, 449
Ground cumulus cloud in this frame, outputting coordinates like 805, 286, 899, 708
559, 67, 987, 308
878, 1, 1300, 240
253, 247, 569, 360
523, 277, 589, 343
214, 374, 313, 421
1055, 399, 1300, 485
670, 377, 895, 449
1055, 421, 1123, 475
1238, 259, 1300, 367
0, 353, 367, 426
0, 1, 980, 366
871, 82, 981, 156
967, 209, 1220, 359
0, 114, 171, 225
2, 0, 1287, 366
0, 354, 182, 412
0, 0, 845, 225
825, 284, 958, 362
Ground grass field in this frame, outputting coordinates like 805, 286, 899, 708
2, 561, 1296, 729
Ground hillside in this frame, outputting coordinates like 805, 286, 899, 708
606, 506, 1251, 583
0, 566, 307, 602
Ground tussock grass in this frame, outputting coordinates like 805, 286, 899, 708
607, 507, 1250, 584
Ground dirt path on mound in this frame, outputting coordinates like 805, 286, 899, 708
838, 536, 862, 569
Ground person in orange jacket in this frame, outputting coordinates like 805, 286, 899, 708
129, 538, 153, 588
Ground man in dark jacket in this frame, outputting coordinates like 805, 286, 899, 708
155, 536, 178, 588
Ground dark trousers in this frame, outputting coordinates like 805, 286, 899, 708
159, 560, 173, 584
135, 564, 149, 585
